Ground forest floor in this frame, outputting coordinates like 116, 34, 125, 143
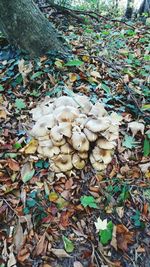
0, 4, 150, 267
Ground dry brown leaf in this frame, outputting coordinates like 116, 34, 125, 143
69, 73, 77, 82
13, 222, 24, 252
7, 158, 20, 171
34, 232, 46, 256
116, 224, 134, 251
51, 248, 71, 258
17, 247, 30, 262
0, 108, 7, 119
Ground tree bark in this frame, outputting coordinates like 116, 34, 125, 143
0, 0, 65, 57
125, 0, 134, 19
138, 0, 150, 15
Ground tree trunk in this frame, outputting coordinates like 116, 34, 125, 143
125, 0, 134, 19
138, 0, 150, 15
0, 0, 65, 57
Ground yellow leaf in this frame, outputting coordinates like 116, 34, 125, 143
21, 139, 38, 154
82, 55, 90, 62
49, 192, 59, 202
69, 73, 77, 82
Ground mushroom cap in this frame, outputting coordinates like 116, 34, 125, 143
89, 102, 107, 118
51, 138, 66, 147
90, 154, 106, 171
72, 153, 86, 169
84, 127, 98, 142
73, 114, 88, 129
92, 147, 113, 164
38, 146, 60, 158
101, 129, 119, 141
30, 114, 55, 137
78, 151, 88, 159
110, 112, 122, 125
85, 118, 110, 133
30, 106, 43, 121
52, 154, 73, 172
54, 106, 79, 122
60, 143, 73, 154
51, 125, 63, 142
39, 139, 53, 147
54, 96, 78, 108
96, 138, 116, 149
72, 127, 89, 152
59, 122, 72, 138
75, 95, 92, 114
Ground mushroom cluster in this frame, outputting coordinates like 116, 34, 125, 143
30, 95, 122, 173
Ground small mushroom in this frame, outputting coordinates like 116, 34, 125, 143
51, 138, 66, 147
38, 146, 60, 158
39, 139, 53, 147
54, 106, 79, 122
84, 127, 98, 142
60, 143, 73, 154
72, 126, 89, 152
90, 154, 105, 171
59, 122, 72, 138
31, 114, 55, 137
78, 151, 88, 159
53, 154, 73, 172
75, 95, 92, 114
54, 96, 78, 108
92, 147, 113, 164
85, 118, 110, 133
96, 138, 116, 149
89, 102, 107, 118
30, 106, 43, 121
127, 121, 145, 137
101, 129, 119, 141
73, 114, 88, 129
72, 153, 86, 169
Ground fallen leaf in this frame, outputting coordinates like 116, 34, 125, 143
34, 233, 46, 256
116, 224, 134, 251
7, 252, 16, 267
13, 222, 24, 252
20, 139, 38, 154
21, 162, 35, 183
17, 247, 30, 262
51, 248, 71, 258
7, 158, 20, 171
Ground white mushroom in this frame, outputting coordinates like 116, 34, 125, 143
54, 96, 78, 108
90, 154, 105, 171
38, 146, 60, 158
96, 138, 116, 149
54, 106, 79, 122
72, 126, 89, 152
127, 121, 145, 137
78, 151, 88, 159
60, 143, 73, 154
84, 128, 98, 142
92, 146, 113, 164
89, 102, 107, 118
52, 154, 73, 172
75, 95, 92, 114
85, 118, 110, 132
30, 114, 55, 137
72, 153, 86, 169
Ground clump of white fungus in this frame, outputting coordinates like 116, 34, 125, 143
30, 95, 122, 173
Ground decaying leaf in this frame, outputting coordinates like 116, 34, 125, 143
7, 158, 20, 171
116, 224, 134, 251
51, 248, 72, 258
20, 139, 38, 154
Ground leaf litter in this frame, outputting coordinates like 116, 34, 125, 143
0, 3, 150, 267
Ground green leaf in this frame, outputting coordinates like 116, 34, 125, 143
31, 71, 43, 80
15, 98, 26, 110
22, 169, 35, 183
65, 59, 84, 67
99, 221, 113, 245
142, 104, 150, 110
143, 138, 150, 156
80, 195, 98, 208
0, 85, 4, 92
101, 83, 111, 94
62, 235, 74, 253
123, 135, 137, 149
26, 198, 37, 208
13, 142, 22, 149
